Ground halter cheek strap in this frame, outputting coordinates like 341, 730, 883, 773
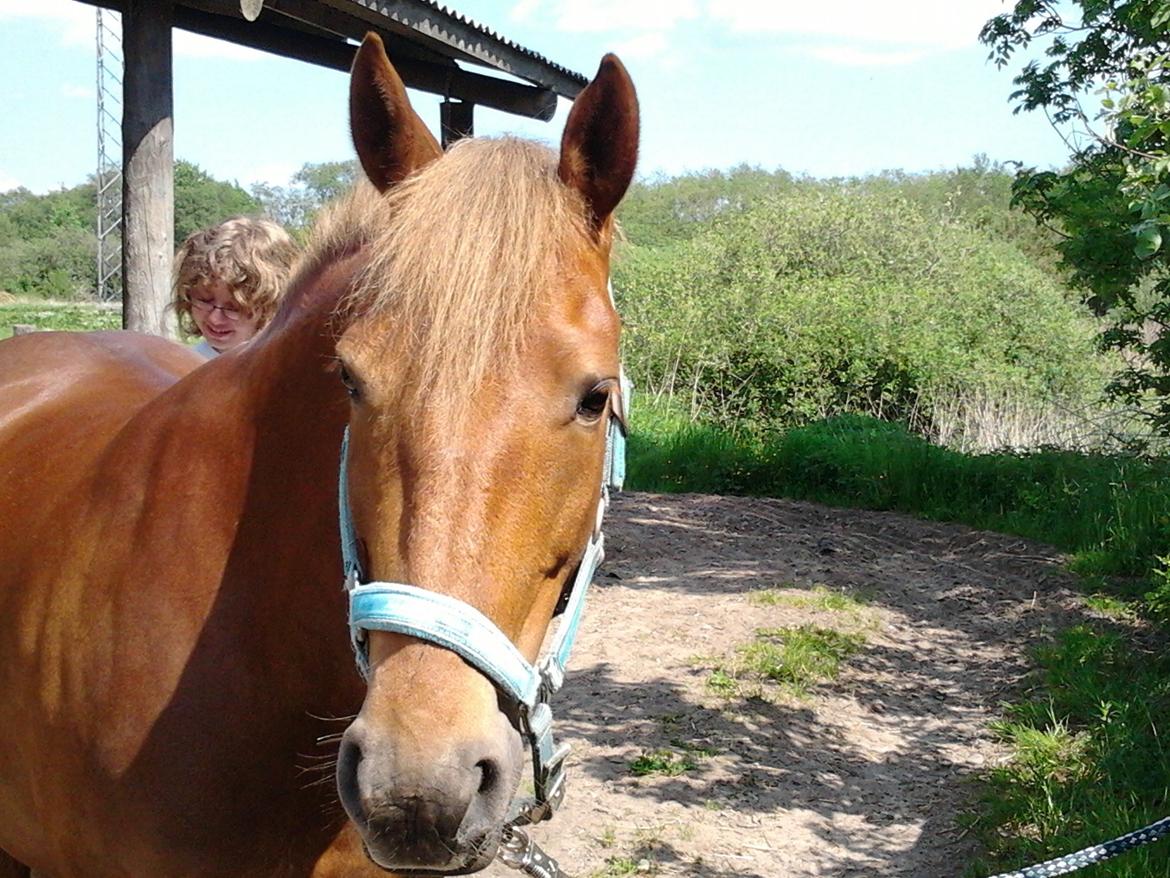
338, 371, 629, 824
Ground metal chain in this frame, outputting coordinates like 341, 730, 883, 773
497, 827, 566, 878
989, 815, 1170, 878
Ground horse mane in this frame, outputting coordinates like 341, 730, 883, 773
301, 137, 592, 413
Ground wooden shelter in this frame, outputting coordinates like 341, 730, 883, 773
72, 0, 588, 335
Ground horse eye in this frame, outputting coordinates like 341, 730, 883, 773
577, 385, 610, 422
339, 364, 360, 400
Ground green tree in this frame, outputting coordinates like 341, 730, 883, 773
981, 0, 1170, 429
249, 180, 315, 235
173, 160, 261, 242
0, 182, 97, 298
293, 159, 359, 205
853, 155, 1064, 277
250, 159, 360, 237
0, 162, 265, 299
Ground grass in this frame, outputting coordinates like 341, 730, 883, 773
589, 856, 643, 877
587, 828, 668, 877
1082, 593, 1140, 621
749, 583, 868, 614
629, 748, 698, 777
1, 298, 121, 335
966, 625, 1170, 876
706, 625, 865, 699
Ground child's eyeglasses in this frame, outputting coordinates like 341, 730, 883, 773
189, 298, 246, 322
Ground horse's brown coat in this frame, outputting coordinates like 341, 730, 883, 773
0, 36, 637, 878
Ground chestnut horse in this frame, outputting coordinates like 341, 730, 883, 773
0, 34, 637, 877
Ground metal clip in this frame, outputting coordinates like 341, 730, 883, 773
498, 827, 564, 878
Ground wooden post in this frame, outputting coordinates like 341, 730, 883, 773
11, 325, 35, 336
122, 0, 176, 338
440, 100, 475, 149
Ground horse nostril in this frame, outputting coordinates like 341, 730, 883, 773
476, 758, 499, 796
339, 736, 363, 776
336, 735, 365, 819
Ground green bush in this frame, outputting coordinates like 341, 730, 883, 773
616, 189, 1107, 435
0, 225, 97, 299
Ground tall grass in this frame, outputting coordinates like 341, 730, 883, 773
628, 398, 1170, 580
926, 385, 1157, 455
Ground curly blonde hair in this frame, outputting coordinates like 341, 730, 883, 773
172, 216, 300, 338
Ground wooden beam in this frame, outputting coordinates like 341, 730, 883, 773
440, 100, 473, 149
172, 6, 559, 120
122, 0, 177, 338
249, 0, 453, 66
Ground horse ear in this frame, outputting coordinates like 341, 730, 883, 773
558, 54, 640, 233
350, 33, 442, 192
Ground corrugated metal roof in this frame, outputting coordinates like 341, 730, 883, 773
327, 0, 589, 97
426, 2, 587, 88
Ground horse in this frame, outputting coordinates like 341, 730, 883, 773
0, 33, 638, 877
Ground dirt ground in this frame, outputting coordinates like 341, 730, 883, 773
482, 491, 1094, 878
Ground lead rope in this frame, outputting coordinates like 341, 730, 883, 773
987, 815, 1170, 878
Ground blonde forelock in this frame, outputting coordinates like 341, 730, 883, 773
304, 137, 592, 415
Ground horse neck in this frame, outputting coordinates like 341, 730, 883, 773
204, 250, 365, 636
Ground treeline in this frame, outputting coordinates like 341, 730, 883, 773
4, 155, 1109, 446
612, 157, 1113, 443
0, 157, 365, 301
0, 161, 259, 300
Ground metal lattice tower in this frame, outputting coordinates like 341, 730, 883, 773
96, 9, 123, 301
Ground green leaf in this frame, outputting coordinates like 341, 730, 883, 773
1135, 224, 1163, 259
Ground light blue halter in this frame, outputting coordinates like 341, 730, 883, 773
338, 371, 630, 825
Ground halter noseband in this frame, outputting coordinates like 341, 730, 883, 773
338, 371, 629, 826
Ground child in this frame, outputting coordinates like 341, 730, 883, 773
172, 216, 300, 357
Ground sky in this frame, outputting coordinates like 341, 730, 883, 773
0, 0, 1081, 195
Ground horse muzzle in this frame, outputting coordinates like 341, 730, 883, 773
336, 706, 525, 874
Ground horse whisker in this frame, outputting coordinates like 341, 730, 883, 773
306, 711, 358, 724
296, 761, 338, 778
300, 772, 341, 791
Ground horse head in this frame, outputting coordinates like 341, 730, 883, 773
332, 34, 638, 873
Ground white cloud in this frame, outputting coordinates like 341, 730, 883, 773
61, 83, 94, 99
805, 45, 933, 67
706, 0, 1002, 49
535, 0, 702, 33
612, 31, 669, 61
